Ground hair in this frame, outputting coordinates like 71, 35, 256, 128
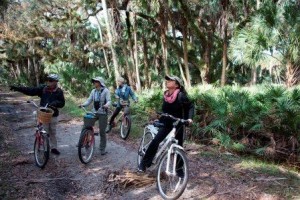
180, 86, 187, 94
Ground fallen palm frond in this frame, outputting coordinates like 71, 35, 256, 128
107, 170, 156, 188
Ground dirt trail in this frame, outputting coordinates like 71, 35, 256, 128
1, 87, 300, 200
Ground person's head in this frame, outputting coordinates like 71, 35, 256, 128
46, 74, 59, 88
117, 76, 125, 87
91, 77, 105, 89
165, 75, 183, 90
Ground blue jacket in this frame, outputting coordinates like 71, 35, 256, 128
115, 84, 137, 107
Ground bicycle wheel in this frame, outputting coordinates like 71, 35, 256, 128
157, 148, 189, 200
120, 115, 131, 140
34, 133, 50, 169
137, 131, 154, 166
78, 128, 95, 164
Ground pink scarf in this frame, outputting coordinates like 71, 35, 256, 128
164, 89, 180, 103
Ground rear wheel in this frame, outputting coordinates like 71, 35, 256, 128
78, 128, 95, 164
137, 131, 154, 166
157, 148, 189, 200
120, 115, 131, 140
34, 133, 50, 169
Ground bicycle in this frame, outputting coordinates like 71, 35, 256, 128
77, 106, 97, 164
108, 100, 131, 140
137, 113, 190, 200
27, 100, 51, 169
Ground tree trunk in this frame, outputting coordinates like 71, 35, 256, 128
250, 66, 257, 85
95, 14, 111, 78
286, 60, 294, 87
221, 1, 228, 87
182, 27, 191, 88
133, 13, 141, 92
171, 25, 187, 87
142, 36, 150, 89
122, 48, 134, 86
126, 12, 136, 84
102, 0, 119, 85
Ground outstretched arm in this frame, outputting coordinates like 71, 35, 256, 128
10, 85, 44, 97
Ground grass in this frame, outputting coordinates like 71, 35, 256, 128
61, 95, 85, 118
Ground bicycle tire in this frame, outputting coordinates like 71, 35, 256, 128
157, 148, 189, 200
120, 115, 131, 140
137, 131, 154, 166
34, 133, 50, 169
78, 128, 95, 164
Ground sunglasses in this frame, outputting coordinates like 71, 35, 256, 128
47, 79, 56, 82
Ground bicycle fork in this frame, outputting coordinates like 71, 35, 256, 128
166, 143, 184, 176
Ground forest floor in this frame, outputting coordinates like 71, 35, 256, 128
1, 86, 300, 200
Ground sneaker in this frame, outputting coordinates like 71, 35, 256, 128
51, 148, 60, 155
138, 162, 146, 172
100, 151, 107, 155
105, 125, 111, 133
176, 169, 184, 178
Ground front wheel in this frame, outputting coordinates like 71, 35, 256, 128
157, 148, 189, 200
34, 133, 50, 169
137, 131, 154, 167
120, 115, 131, 140
78, 128, 95, 164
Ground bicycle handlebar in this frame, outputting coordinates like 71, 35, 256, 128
27, 100, 48, 109
79, 105, 97, 116
157, 112, 190, 126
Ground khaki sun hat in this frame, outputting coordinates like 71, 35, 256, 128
91, 77, 106, 87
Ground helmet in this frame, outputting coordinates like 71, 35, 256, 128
47, 74, 59, 81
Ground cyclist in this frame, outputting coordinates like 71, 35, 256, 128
10, 74, 65, 155
106, 76, 138, 133
79, 77, 111, 155
138, 75, 194, 177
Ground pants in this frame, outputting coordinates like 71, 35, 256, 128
83, 114, 108, 152
142, 125, 184, 167
108, 106, 130, 125
43, 117, 58, 149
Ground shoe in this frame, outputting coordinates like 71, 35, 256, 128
100, 151, 107, 155
138, 162, 146, 172
51, 148, 60, 155
176, 169, 184, 178
94, 132, 99, 136
105, 125, 111, 133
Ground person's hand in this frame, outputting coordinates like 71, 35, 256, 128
9, 85, 17, 91
187, 119, 193, 125
103, 104, 108, 109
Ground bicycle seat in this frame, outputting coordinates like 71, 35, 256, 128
153, 121, 164, 128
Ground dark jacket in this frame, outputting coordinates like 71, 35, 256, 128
160, 91, 194, 127
15, 85, 65, 117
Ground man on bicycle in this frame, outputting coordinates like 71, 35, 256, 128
10, 74, 65, 155
106, 76, 138, 133
138, 75, 194, 177
79, 77, 111, 155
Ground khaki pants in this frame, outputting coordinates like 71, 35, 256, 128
43, 117, 58, 149
83, 114, 108, 153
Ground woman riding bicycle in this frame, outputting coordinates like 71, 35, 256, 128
106, 76, 138, 133
79, 77, 111, 155
138, 75, 194, 176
